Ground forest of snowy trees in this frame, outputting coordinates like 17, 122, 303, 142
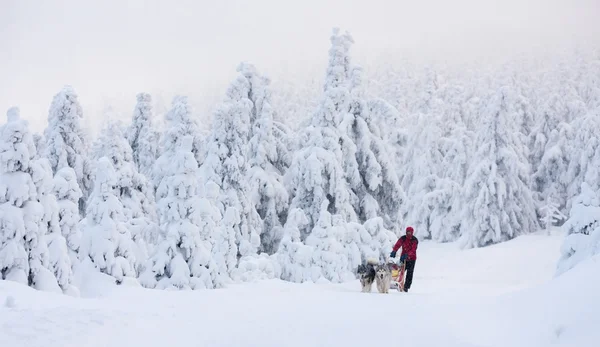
1, 28, 599, 293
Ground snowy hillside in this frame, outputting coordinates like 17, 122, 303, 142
2, 231, 597, 347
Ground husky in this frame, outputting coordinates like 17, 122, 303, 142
375, 263, 392, 294
356, 258, 377, 292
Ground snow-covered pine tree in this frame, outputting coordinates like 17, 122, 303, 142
284, 28, 357, 240
33, 133, 46, 158
304, 202, 356, 283
29, 157, 76, 294
367, 98, 409, 182
79, 157, 139, 284
459, 86, 539, 248
276, 208, 313, 283
126, 93, 159, 177
529, 90, 577, 218
540, 197, 567, 233
140, 135, 220, 290
237, 62, 289, 255
531, 121, 572, 218
43, 86, 92, 215
201, 72, 262, 268
430, 82, 475, 242
53, 167, 83, 264
556, 182, 600, 275
160, 95, 204, 168
0, 107, 62, 292
397, 109, 444, 240
565, 108, 600, 210
360, 217, 397, 262
342, 65, 406, 234
530, 94, 568, 173
93, 120, 159, 264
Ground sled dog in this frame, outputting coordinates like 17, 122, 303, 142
356, 259, 377, 292
375, 263, 392, 294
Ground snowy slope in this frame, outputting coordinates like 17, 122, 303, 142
1, 231, 597, 347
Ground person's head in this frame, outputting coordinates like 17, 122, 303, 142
406, 226, 414, 237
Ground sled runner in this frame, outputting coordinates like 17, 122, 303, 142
388, 259, 406, 292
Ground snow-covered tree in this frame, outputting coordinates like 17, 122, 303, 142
29, 157, 76, 294
368, 98, 409, 181
398, 110, 444, 239
141, 135, 221, 290
342, 65, 406, 233
0, 107, 61, 292
360, 217, 397, 262
276, 208, 313, 283
201, 72, 262, 264
44, 86, 92, 214
565, 109, 600, 210
459, 87, 539, 248
126, 93, 159, 177
79, 157, 138, 284
540, 198, 567, 232
284, 28, 357, 240
53, 167, 83, 263
556, 182, 600, 275
93, 120, 159, 262
304, 203, 356, 283
238, 62, 290, 254
531, 122, 573, 217
33, 133, 46, 157
158, 95, 205, 170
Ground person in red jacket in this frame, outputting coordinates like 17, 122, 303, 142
390, 226, 418, 292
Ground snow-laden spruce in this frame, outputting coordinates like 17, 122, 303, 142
29, 157, 77, 295
397, 109, 444, 240
0, 107, 62, 292
565, 109, 600, 211
303, 202, 359, 283
238, 62, 290, 254
459, 87, 539, 248
200, 71, 263, 272
53, 167, 83, 263
154, 95, 205, 185
529, 92, 576, 217
33, 133, 46, 158
429, 84, 475, 242
238, 62, 293, 175
320, 28, 362, 220
93, 120, 159, 261
368, 98, 409, 184
141, 135, 221, 290
342, 65, 405, 233
126, 93, 159, 177
360, 217, 399, 262
556, 182, 600, 275
276, 208, 313, 282
531, 121, 572, 220
284, 28, 358, 240
79, 157, 139, 284
43, 86, 92, 214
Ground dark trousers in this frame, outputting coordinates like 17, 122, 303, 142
404, 260, 416, 290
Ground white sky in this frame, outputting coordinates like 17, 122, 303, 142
1, 0, 598, 134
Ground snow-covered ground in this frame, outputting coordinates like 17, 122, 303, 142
1, 230, 598, 347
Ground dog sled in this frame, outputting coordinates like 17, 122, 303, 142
388, 258, 406, 292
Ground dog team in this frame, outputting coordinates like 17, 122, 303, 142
356, 226, 419, 293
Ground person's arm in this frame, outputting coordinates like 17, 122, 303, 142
390, 237, 404, 257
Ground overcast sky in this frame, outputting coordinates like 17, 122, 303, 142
1, 0, 598, 134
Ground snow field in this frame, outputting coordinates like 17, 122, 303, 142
2, 231, 598, 347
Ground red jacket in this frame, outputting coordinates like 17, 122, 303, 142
392, 235, 418, 261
